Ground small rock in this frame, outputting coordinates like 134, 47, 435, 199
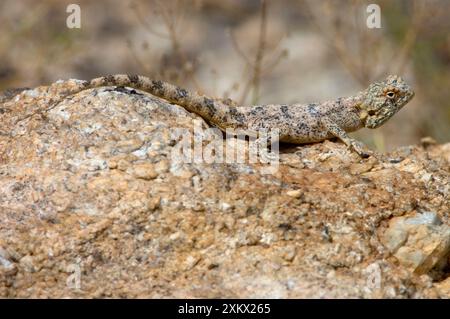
183, 255, 201, 271
280, 246, 297, 262
220, 202, 233, 212
420, 173, 433, 183
130, 163, 158, 180
286, 190, 302, 198
19, 255, 37, 273
116, 138, 144, 153
406, 211, 442, 226
349, 162, 374, 175
154, 159, 170, 174
383, 227, 408, 252
434, 276, 450, 296
420, 136, 437, 147
0, 247, 15, 273
108, 160, 118, 169
382, 212, 450, 275
117, 159, 131, 171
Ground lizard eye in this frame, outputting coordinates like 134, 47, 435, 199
385, 91, 396, 99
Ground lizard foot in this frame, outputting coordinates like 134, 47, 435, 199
349, 140, 372, 158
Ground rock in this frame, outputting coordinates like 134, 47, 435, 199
129, 163, 158, 180
348, 161, 375, 175
406, 211, 442, 226
115, 138, 144, 153
286, 190, 302, 198
183, 254, 202, 271
220, 202, 233, 212
382, 212, 450, 275
0, 80, 449, 298
0, 247, 15, 273
154, 160, 170, 174
435, 277, 450, 296
19, 255, 37, 273
420, 136, 437, 147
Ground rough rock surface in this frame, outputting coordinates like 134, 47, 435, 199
382, 212, 450, 276
0, 80, 449, 298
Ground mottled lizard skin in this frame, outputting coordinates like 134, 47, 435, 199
38, 74, 416, 157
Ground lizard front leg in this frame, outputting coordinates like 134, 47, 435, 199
320, 118, 371, 158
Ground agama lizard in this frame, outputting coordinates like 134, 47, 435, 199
14, 74, 415, 157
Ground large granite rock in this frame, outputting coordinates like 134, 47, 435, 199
0, 80, 449, 298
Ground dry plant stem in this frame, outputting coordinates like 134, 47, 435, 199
391, 1, 426, 75
251, 0, 268, 104
306, 0, 425, 87
305, 0, 367, 85
130, 1, 169, 39
230, 1, 286, 105
130, 0, 202, 92
154, 0, 202, 91
127, 41, 153, 75
229, 30, 253, 105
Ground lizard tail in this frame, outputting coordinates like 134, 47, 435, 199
68, 74, 242, 130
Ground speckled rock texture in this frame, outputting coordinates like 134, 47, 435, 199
0, 80, 449, 298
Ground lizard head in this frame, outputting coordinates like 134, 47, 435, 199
360, 75, 414, 129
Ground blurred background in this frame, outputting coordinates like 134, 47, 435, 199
0, 0, 449, 150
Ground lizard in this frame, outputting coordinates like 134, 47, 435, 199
10, 74, 415, 158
